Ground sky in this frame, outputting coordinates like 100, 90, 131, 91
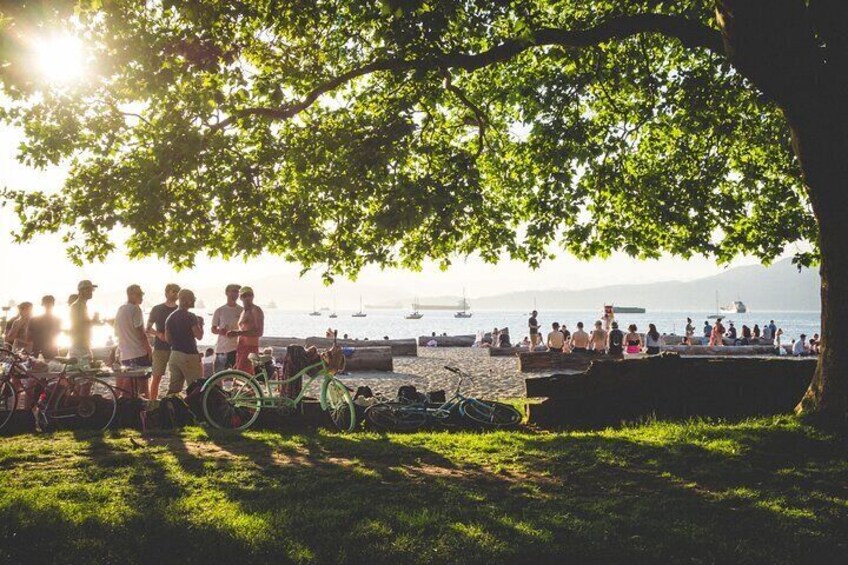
0, 121, 773, 311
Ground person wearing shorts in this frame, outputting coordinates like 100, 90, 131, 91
115, 284, 152, 397
211, 284, 243, 372
146, 284, 179, 400
164, 289, 204, 394
230, 287, 264, 375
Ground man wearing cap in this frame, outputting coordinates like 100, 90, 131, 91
164, 289, 204, 394
146, 284, 180, 400
114, 284, 152, 397
211, 284, 243, 372
228, 286, 264, 374
69, 280, 97, 360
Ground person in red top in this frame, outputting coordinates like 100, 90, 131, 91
229, 287, 264, 374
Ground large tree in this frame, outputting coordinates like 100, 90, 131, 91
0, 1, 844, 427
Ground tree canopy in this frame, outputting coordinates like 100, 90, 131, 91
0, 1, 820, 280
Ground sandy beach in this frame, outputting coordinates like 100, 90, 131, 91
335, 347, 526, 400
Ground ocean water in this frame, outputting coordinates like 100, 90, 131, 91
191, 308, 821, 344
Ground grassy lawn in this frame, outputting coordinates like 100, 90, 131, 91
1, 416, 846, 564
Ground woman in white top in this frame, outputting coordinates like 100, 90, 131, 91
644, 323, 663, 355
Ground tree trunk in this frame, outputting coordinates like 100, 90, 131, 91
791, 111, 848, 429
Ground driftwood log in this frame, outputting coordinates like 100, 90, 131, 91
418, 335, 476, 347
525, 355, 817, 428
259, 337, 307, 348
304, 337, 417, 357
661, 345, 779, 356
264, 345, 393, 372
489, 346, 529, 357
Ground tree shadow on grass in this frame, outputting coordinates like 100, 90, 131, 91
2, 420, 846, 564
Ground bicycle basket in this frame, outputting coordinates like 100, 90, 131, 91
321, 345, 346, 375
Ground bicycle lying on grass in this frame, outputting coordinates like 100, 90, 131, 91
201, 348, 357, 432
364, 365, 523, 432
0, 347, 118, 432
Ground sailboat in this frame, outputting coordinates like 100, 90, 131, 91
309, 295, 321, 316
352, 296, 367, 318
406, 297, 424, 319
329, 299, 338, 319
454, 290, 472, 318
708, 291, 723, 319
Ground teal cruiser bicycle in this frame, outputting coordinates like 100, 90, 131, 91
201, 347, 356, 432
364, 365, 522, 432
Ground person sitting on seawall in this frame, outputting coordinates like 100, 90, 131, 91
727, 322, 738, 344
521, 336, 531, 347
808, 333, 821, 355
589, 321, 607, 353
792, 334, 809, 357
546, 322, 566, 353
607, 322, 624, 356
570, 322, 590, 352
625, 324, 643, 355
761, 323, 772, 342
752, 324, 761, 341
740, 324, 751, 345
644, 324, 663, 355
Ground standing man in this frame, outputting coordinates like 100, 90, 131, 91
146, 284, 180, 401
164, 289, 204, 394
211, 284, 243, 372
4, 302, 33, 353
115, 285, 152, 397
229, 287, 264, 374
69, 280, 97, 361
29, 295, 62, 360
528, 310, 540, 352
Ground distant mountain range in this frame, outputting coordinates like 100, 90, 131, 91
470, 258, 820, 311
366, 258, 820, 312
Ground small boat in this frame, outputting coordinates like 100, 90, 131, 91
263, 300, 277, 309
309, 296, 321, 316
329, 312, 338, 319
454, 289, 472, 318
405, 311, 423, 319
352, 296, 367, 318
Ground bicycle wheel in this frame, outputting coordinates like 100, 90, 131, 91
459, 399, 522, 429
48, 376, 117, 432
365, 402, 427, 432
202, 370, 263, 431
0, 379, 18, 432
321, 377, 357, 432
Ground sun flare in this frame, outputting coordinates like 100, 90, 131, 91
33, 33, 87, 84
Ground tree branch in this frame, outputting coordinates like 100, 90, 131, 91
211, 13, 723, 130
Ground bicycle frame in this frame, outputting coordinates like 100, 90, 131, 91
202, 359, 336, 410
395, 370, 472, 421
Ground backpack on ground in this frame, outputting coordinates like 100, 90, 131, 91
397, 385, 426, 404
426, 390, 446, 404
115, 397, 146, 430
147, 395, 194, 430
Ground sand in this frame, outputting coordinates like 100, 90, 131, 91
335, 347, 527, 400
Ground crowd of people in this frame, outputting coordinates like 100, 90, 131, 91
518, 310, 819, 357
2, 281, 266, 400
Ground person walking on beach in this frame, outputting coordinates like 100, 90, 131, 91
69, 280, 97, 361
164, 289, 204, 394
115, 284, 152, 398
570, 322, 590, 352
607, 322, 624, 356
709, 318, 725, 346
29, 295, 61, 360
590, 321, 607, 353
645, 323, 662, 355
528, 310, 540, 351
546, 322, 566, 352
211, 284, 243, 372
146, 284, 180, 401
769, 320, 777, 339
4, 302, 33, 353
684, 317, 695, 345
625, 324, 643, 355
703, 320, 712, 339
229, 287, 264, 374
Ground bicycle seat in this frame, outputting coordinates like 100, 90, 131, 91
248, 353, 273, 366
54, 357, 78, 365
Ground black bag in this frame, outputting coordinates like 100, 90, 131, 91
397, 385, 426, 404
353, 386, 373, 400
115, 397, 146, 430
151, 395, 195, 429
426, 390, 446, 404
